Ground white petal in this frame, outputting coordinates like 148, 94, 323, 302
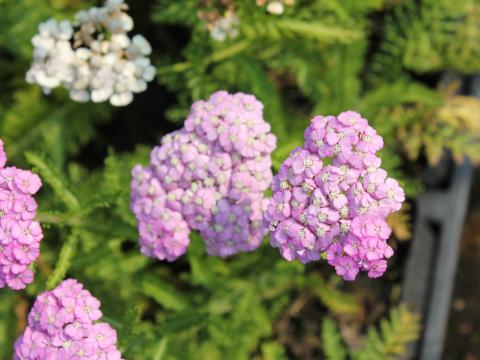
110, 92, 133, 106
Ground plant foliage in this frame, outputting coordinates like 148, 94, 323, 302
1, 0, 478, 358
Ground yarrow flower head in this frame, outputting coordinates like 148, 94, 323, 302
0, 139, 43, 290
13, 279, 124, 360
131, 91, 276, 260
264, 111, 405, 281
26, 0, 155, 106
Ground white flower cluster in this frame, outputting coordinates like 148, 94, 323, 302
209, 11, 239, 42
256, 0, 295, 15
26, 0, 155, 106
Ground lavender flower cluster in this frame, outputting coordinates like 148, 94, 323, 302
0, 139, 43, 290
264, 112, 405, 280
131, 91, 276, 260
14, 279, 123, 360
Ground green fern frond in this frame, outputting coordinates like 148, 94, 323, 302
25, 152, 80, 210
1, 88, 110, 166
352, 305, 421, 360
141, 274, 190, 311
322, 317, 347, 360
261, 341, 288, 360
243, 19, 362, 43
306, 274, 361, 316
372, 0, 480, 79
46, 230, 80, 290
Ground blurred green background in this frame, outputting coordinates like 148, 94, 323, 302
1, 0, 480, 359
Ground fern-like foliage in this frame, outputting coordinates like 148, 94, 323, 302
322, 317, 348, 360
0, 0, 475, 358
352, 305, 421, 360
154, 0, 375, 127
305, 273, 361, 316
320, 305, 420, 360
372, 0, 480, 81
363, 81, 480, 167
154, 0, 480, 199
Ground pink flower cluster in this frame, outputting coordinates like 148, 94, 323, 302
14, 279, 124, 360
131, 91, 276, 260
0, 139, 43, 290
264, 111, 405, 280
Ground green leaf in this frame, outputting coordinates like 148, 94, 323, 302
25, 152, 80, 210
46, 230, 80, 290
275, 19, 362, 43
162, 311, 209, 333
141, 277, 190, 311
306, 274, 360, 316
261, 341, 288, 360
80, 190, 122, 215
153, 337, 169, 360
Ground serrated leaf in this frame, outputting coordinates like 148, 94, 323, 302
25, 152, 80, 210
141, 277, 189, 311
46, 230, 80, 290
162, 311, 209, 333
306, 274, 360, 316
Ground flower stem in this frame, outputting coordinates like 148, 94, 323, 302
157, 39, 250, 74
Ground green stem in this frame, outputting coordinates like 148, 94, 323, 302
157, 39, 250, 74
153, 337, 169, 360
209, 39, 250, 62
36, 212, 84, 227
25, 152, 80, 210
